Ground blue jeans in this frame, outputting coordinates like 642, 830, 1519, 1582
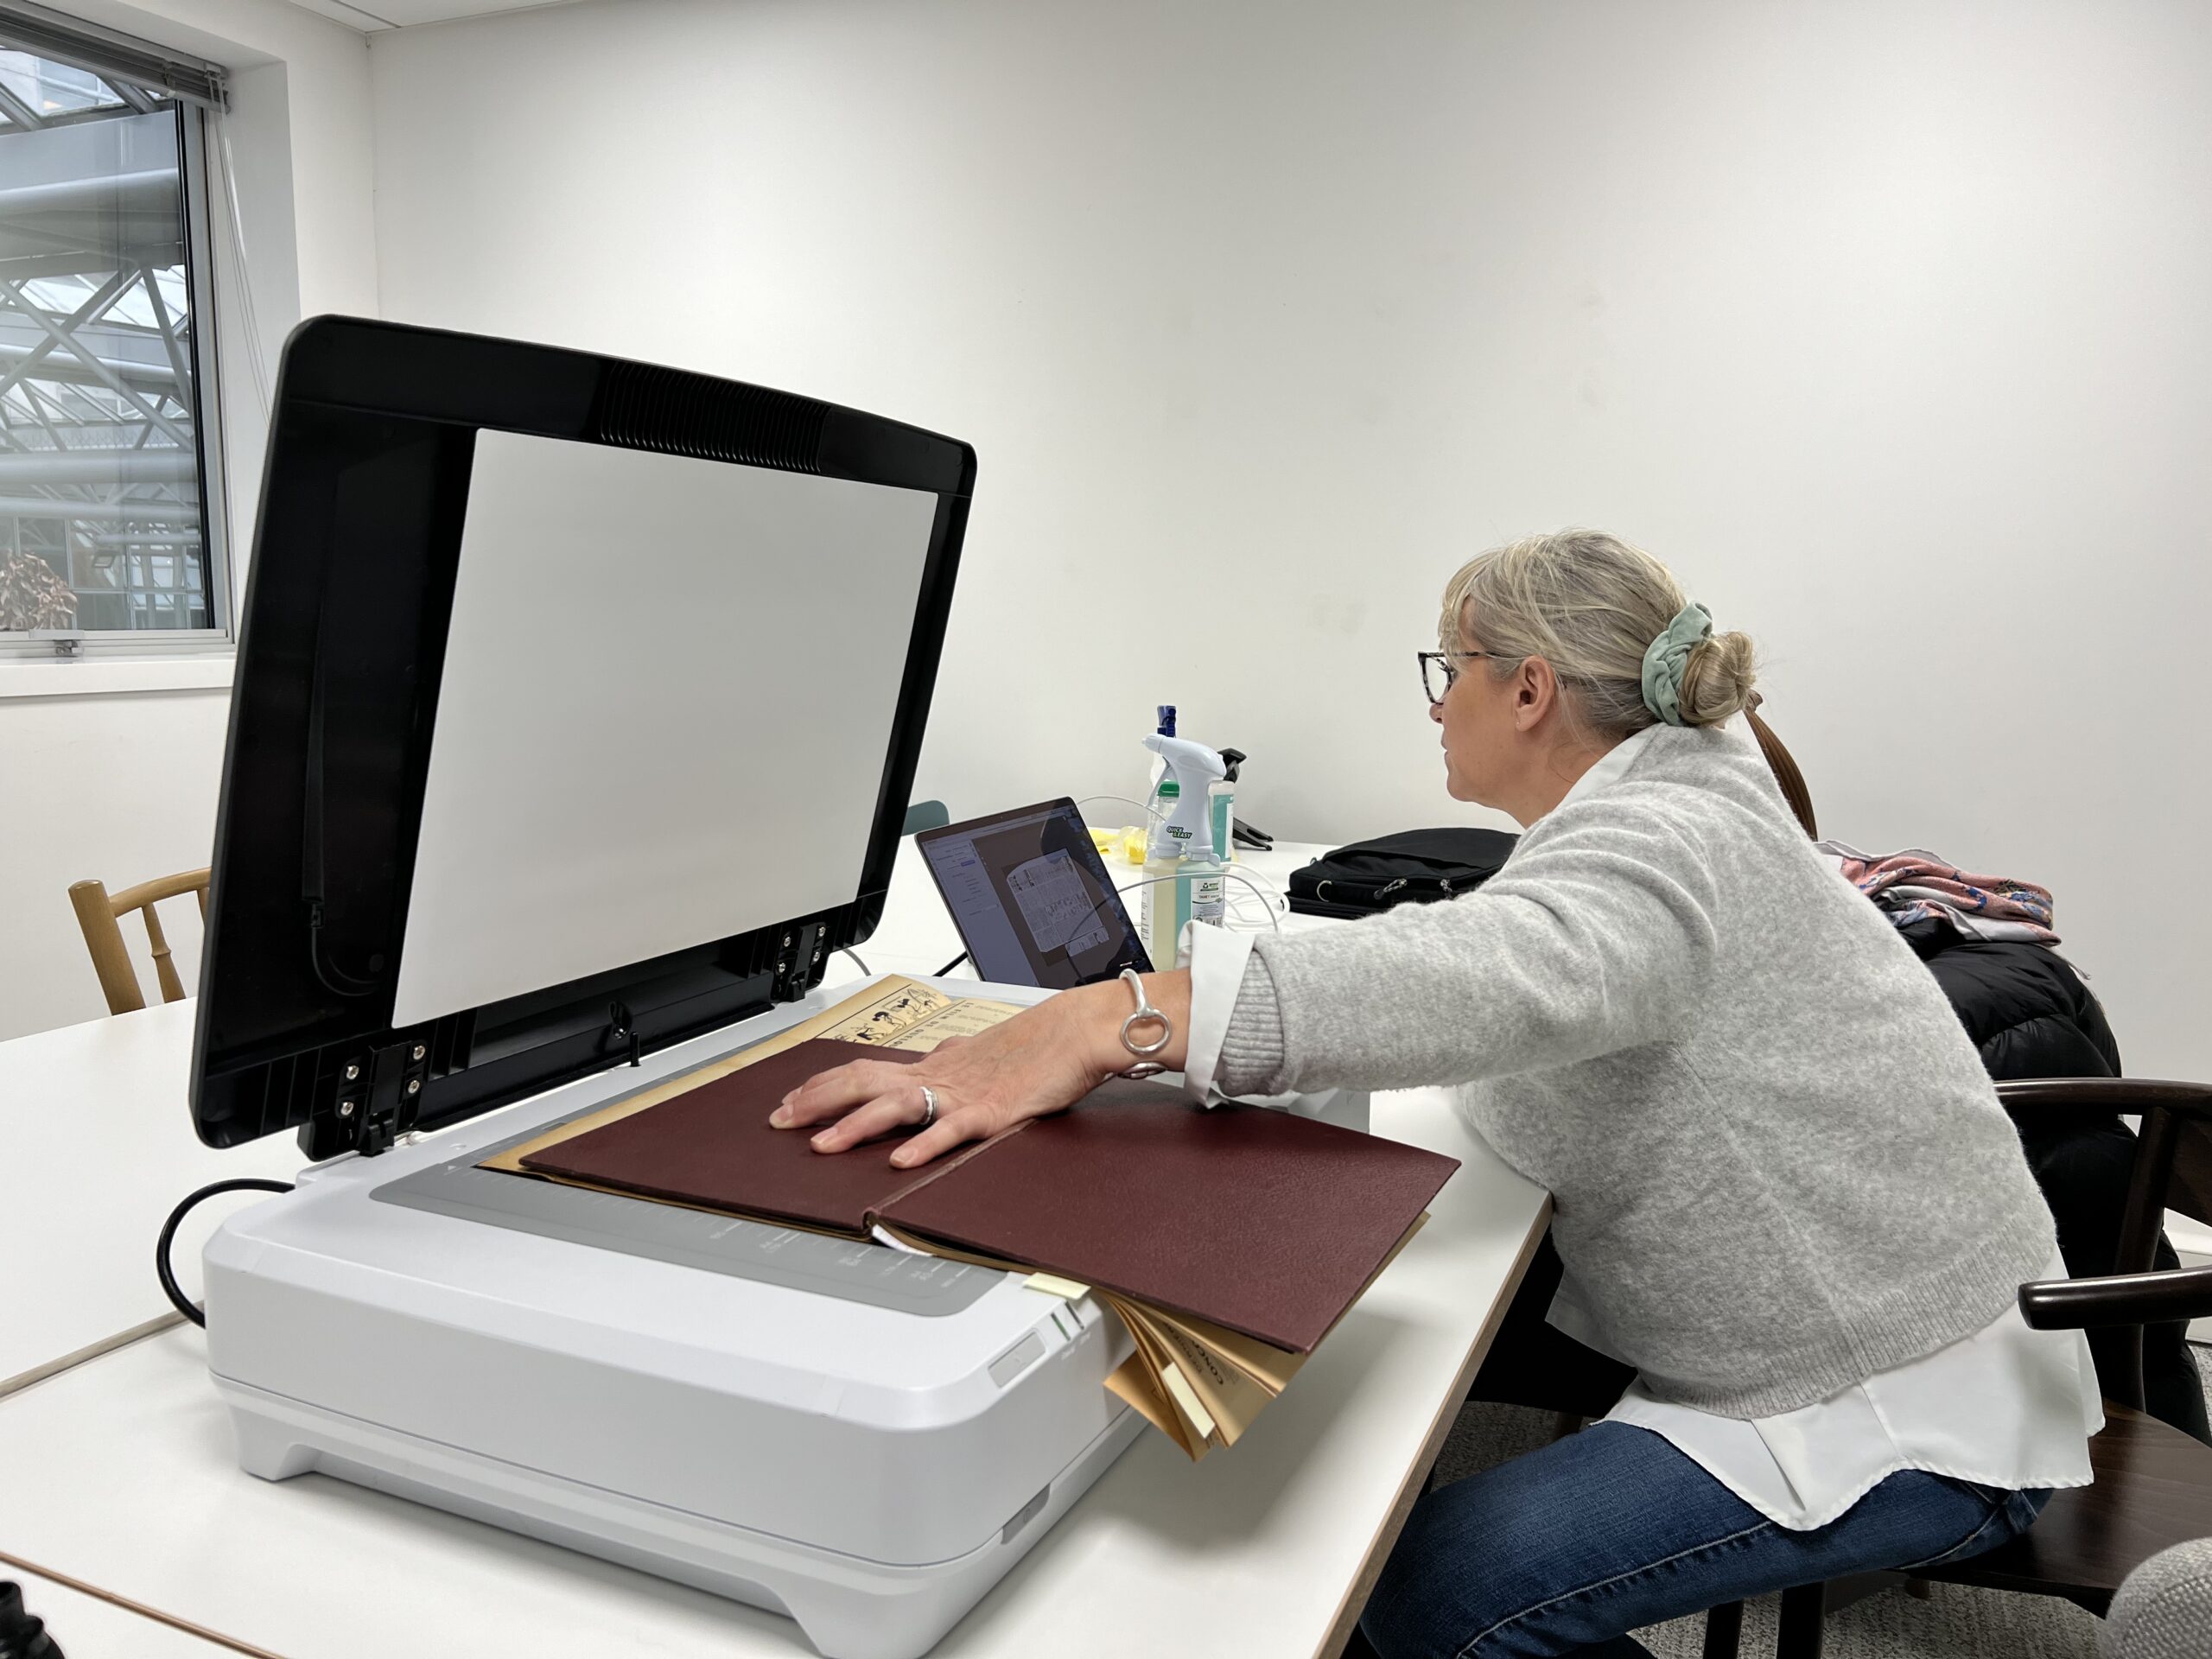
1359, 1421, 2050, 1658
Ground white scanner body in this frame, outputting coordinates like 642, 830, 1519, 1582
202, 971, 1370, 1658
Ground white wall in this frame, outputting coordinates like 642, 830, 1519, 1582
353, 0, 2208, 1079
0, 683, 235, 1024
0, 0, 376, 1041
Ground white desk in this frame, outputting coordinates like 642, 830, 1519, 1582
0, 1000, 312, 1394
0, 830, 1549, 1659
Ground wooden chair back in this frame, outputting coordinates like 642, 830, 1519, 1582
68, 868, 210, 1015
1999, 1077, 2212, 1410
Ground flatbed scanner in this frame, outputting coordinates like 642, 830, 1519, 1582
186, 320, 1353, 1658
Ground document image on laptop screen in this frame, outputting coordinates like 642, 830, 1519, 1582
916, 799, 1152, 989
1007, 849, 1112, 957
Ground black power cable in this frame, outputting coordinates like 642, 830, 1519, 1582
156, 1179, 295, 1328
845, 946, 967, 976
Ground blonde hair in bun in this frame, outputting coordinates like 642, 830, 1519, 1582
1675, 629, 1759, 728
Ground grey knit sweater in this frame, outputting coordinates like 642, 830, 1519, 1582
1218, 722, 2057, 1418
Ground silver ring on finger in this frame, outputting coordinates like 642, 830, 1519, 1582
918, 1084, 939, 1129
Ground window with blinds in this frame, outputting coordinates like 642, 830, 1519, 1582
0, 11, 229, 649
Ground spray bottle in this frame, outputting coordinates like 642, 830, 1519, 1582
1139, 732, 1228, 969
1212, 747, 1246, 865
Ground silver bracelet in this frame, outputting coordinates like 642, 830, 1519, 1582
1116, 968, 1172, 1079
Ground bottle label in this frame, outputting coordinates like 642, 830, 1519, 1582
1191, 869, 1226, 926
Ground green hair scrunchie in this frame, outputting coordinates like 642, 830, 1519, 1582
1641, 601, 1713, 726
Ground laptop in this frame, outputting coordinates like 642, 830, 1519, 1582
913, 798, 1153, 988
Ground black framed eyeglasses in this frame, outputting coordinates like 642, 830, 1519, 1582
1417, 649, 1514, 706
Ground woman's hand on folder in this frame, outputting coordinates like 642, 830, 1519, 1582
769, 973, 1193, 1168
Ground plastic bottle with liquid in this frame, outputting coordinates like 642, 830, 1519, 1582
1137, 734, 1228, 967
1139, 776, 1188, 969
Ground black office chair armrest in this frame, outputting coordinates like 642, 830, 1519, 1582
1993, 1077, 2212, 1121
2019, 1263, 2212, 1331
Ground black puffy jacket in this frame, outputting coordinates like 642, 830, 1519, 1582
1901, 923, 2209, 1443
1904, 924, 2122, 1077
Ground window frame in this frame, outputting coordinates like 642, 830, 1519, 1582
0, 86, 235, 664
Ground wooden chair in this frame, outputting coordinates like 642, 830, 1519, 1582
1710, 1077, 2212, 1657
68, 868, 210, 1014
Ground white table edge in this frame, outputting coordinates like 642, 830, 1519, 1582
0, 1544, 277, 1657
1, 1310, 185, 1401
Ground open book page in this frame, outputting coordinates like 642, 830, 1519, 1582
481, 976, 1019, 1174
874, 995, 1027, 1050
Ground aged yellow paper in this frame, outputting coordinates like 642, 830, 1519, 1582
1106, 1352, 1200, 1459
1025, 1272, 1093, 1300
1158, 1361, 1220, 1446
874, 996, 1027, 1051
1111, 1312, 1214, 1459
1133, 1301, 1306, 1395
1141, 1309, 1284, 1447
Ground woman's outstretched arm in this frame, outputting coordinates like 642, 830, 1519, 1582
772, 969, 1194, 1166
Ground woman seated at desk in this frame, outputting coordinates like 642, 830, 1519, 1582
774, 529, 2095, 1659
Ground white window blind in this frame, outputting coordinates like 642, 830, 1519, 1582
0, 3, 223, 109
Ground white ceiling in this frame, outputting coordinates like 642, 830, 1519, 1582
284, 0, 577, 31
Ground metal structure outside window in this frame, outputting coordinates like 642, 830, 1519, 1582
0, 36, 228, 656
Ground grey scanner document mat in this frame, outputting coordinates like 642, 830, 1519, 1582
373, 1114, 1000, 1318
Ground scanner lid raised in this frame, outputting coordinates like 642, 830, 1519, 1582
190, 317, 973, 1160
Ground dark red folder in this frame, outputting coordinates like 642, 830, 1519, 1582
520, 1039, 931, 1234
521, 1037, 1459, 1353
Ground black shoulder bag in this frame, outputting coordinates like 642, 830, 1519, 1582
1286, 827, 1519, 919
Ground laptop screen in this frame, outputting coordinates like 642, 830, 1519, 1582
915, 799, 1152, 988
